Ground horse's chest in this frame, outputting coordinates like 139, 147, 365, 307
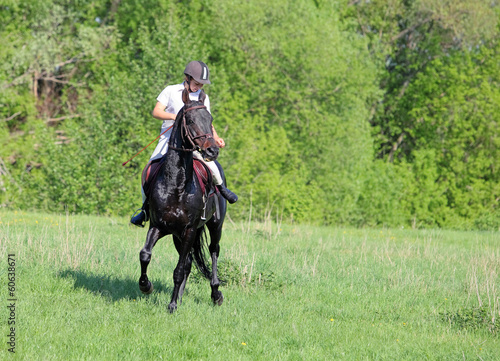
161, 205, 189, 224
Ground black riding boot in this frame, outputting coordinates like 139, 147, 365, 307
217, 184, 238, 204
130, 207, 147, 227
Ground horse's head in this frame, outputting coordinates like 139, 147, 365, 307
180, 88, 219, 162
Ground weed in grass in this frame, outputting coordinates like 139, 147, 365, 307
465, 249, 500, 334
441, 306, 499, 334
190, 258, 243, 286
190, 257, 284, 291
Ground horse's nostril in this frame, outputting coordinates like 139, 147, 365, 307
206, 147, 219, 160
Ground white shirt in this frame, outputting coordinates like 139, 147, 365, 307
149, 82, 211, 162
157, 82, 211, 128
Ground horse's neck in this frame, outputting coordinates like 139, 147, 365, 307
164, 151, 193, 182
161, 128, 194, 189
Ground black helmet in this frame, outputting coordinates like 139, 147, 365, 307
184, 61, 211, 84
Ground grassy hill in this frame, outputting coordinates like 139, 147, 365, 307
1, 210, 499, 360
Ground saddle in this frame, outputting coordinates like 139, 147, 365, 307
141, 158, 216, 199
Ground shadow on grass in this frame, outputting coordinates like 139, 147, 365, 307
57, 268, 229, 309
58, 269, 173, 303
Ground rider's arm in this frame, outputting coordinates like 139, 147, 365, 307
212, 125, 225, 148
152, 102, 176, 121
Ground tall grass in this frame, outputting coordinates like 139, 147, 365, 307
0, 210, 499, 360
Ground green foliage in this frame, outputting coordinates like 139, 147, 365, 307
0, 0, 120, 212
0, 0, 499, 229
381, 47, 500, 228
356, 159, 411, 227
352, 0, 500, 229
195, 0, 381, 224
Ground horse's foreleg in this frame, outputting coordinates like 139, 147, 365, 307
139, 227, 163, 294
169, 229, 196, 313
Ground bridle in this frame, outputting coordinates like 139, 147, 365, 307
169, 105, 214, 152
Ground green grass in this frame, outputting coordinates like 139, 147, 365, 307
1, 210, 499, 360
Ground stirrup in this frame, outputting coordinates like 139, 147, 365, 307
201, 195, 207, 221
130, 208, 146, 227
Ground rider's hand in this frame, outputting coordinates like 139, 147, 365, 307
215, 137, 225, 148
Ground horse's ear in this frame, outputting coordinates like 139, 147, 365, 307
182, 88, 190, 104
199, 90, 206, 104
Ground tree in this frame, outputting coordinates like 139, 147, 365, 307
0, 0, 118, 210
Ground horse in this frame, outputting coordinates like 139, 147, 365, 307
138, 88, 226, 313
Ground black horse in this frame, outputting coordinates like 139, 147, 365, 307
139, 89, 226, 312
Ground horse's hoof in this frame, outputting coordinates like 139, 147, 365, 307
139, 280, 154, 294
213, 294, 224, 306
168, 303, 177, 313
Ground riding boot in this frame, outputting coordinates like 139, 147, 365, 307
130, 207, 147, 227
216, 184, 238, 204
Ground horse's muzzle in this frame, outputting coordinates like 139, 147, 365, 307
203, 146, 219, 162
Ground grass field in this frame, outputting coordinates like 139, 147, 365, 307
0, 210, 499, 360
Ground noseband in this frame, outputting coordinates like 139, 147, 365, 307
170, 105, 214, 152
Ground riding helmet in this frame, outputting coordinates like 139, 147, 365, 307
184, 61, 211, 84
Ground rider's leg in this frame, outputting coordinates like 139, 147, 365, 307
131, 186, 147, 227
194, 152, 238, 204
131, 128, 172, 228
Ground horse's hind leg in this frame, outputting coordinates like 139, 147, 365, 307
168, 228, 196, 313
210, 242, 223, 306
139, 227, 163, 294
207, 223, 223, 306
173, 235, 193, 305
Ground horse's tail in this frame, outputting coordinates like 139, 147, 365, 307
192, 226, 211, 280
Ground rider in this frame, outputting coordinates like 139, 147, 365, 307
131, 61, 238, 227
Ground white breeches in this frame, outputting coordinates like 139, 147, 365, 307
193, 151, 223, 185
